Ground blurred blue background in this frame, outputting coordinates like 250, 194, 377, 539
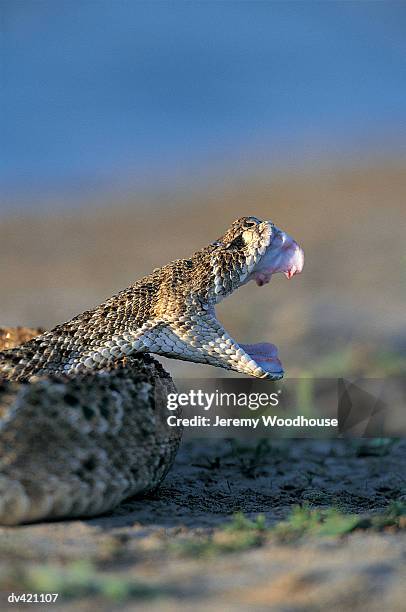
1, 0, 406, 210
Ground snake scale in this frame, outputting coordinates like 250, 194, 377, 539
0, 216, 303, 525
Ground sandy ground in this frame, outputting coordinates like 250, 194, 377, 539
1, 439, 405, 611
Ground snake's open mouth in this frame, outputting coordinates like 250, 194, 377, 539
240, 226, 304, 378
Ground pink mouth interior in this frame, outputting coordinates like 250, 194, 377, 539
252, 239, 304, 287
240, 342, 283, 375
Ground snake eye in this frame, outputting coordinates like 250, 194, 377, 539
244, 217, 260, 229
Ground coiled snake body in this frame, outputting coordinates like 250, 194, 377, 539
0, 217, 303, 524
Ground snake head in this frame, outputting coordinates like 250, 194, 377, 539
212, 216, 304, 297
204, 216, 304, 378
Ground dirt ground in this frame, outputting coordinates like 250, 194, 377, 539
0, 438, 405, 611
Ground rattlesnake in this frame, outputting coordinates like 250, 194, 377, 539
0, 216, 303, 525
